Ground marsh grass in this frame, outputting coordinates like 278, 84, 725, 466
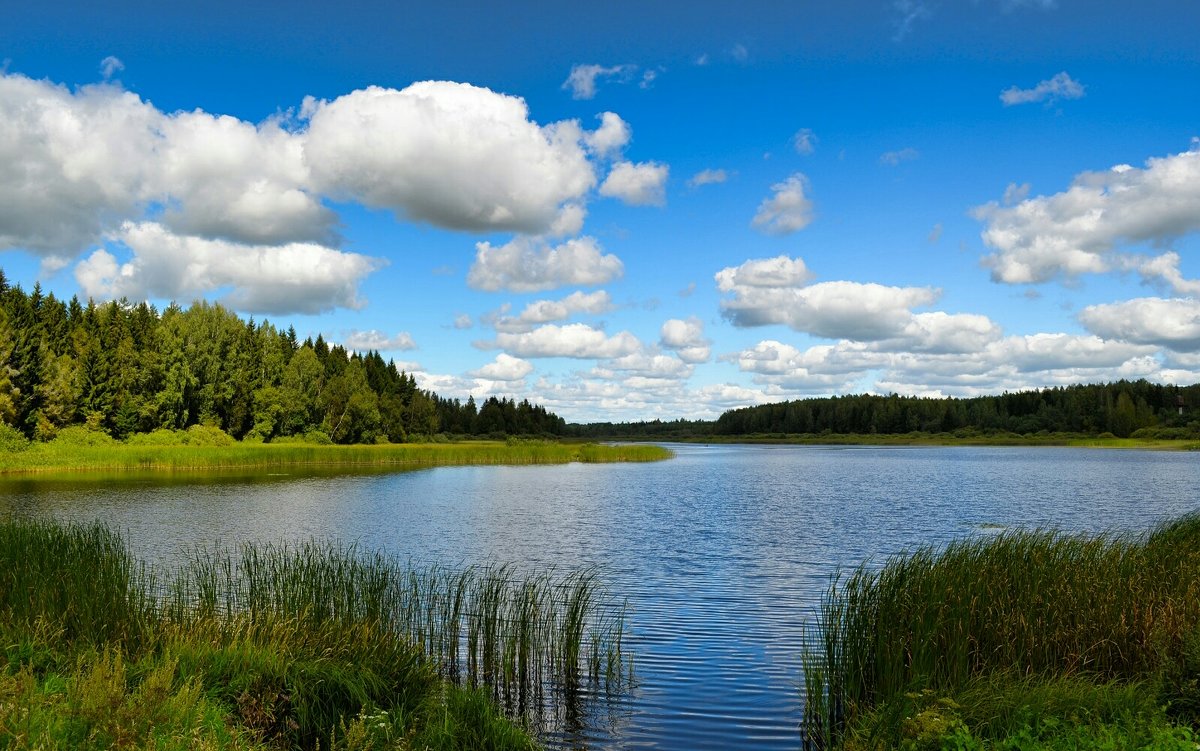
164, 541, 630, 716
0, 518, 628, 748
0, 439, 671, 476
801, 514, 1200, 749
0, 518, 156, 646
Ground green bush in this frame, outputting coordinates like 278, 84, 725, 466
124, 428, 189, 446
52, 425, 117, 447
0, 421, 29, 452
184, 424, 236, 446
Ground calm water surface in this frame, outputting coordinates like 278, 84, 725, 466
1, 444, 1198, 750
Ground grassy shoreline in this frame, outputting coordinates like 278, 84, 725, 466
0, 439, 673, 477
0, 518, 629, 750
802, 514, 1200, 750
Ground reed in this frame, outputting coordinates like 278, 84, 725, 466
0, 517, 628, 748
802, 513, 1200, 749
164, 542, 630, 716
0, 518, 155, 646
0, 439, 671, 475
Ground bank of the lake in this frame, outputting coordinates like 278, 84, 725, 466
0, 431, 672, 476
0, 517, 629, 751
804, 514, 1200, 750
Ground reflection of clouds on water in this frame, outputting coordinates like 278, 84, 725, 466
1, 446, 1199, 750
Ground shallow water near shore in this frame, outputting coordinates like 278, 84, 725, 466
1, 443, 1197, 750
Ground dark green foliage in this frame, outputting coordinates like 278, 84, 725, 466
566, 381, 1200, 439
0, 269, 566, 444
712, 382, 1196, 437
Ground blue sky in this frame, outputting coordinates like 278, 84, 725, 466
2, 0, 1199, 421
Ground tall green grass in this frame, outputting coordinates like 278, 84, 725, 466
164, 542, 629, 714
0, 518, 156, 646
0, 438, 671, 475
0, 517, 627, 748
802, 514, 1200, 749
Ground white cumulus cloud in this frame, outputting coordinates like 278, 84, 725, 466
1079, 297, 1200, 352
732, 331, 1161, 399
469, 353, 534, 381
716, 256, 939, 341
0, 74, 161, 256
592, 351, 693, 381
495, 323, 641, 359
583, 111, 631, 157
342, 330, 417, 352
722, 279, 939, 340
660, 317, 712, 363
468, 236, 623, 292
751, 174, 814, 234
75, 222, 381, 315
888, 312, 1003, 354
599, 161, 669, 206
715, 255, 813, 291
303, 82, 596, 234
975, 145, 1200, 287
490, 290, 613, 333
158, 110, 334, 246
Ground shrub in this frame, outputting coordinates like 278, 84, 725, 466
0, 421, 29, 452
184, 424, 236, 446
52, 425, 117, 447
125, 429, 189, 446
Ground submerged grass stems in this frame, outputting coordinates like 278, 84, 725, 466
0, 440, 672, 475
801, 513, 1200, 749
0, 517, 627, 749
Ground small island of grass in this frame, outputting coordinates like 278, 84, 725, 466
0, 424, 671, 477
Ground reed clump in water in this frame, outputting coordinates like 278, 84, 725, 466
802, 513, 1200, 750
166, 542, 630, 713
0, 517, 625, 749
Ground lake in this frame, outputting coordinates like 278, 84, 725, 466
1, 443, 1198, 749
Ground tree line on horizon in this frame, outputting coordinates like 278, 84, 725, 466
566, 381, 1200, 440
0, 272, 565, 443
4, 269, 1195, 445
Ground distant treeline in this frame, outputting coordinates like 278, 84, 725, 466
0, 272, 564, 443
567, 381, 1200, 440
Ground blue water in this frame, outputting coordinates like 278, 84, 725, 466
1, 444, 1197, 749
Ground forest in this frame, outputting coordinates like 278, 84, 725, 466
568, 381, 1200, 440
0, 273, 564, 444
4, 267, 1197, 446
